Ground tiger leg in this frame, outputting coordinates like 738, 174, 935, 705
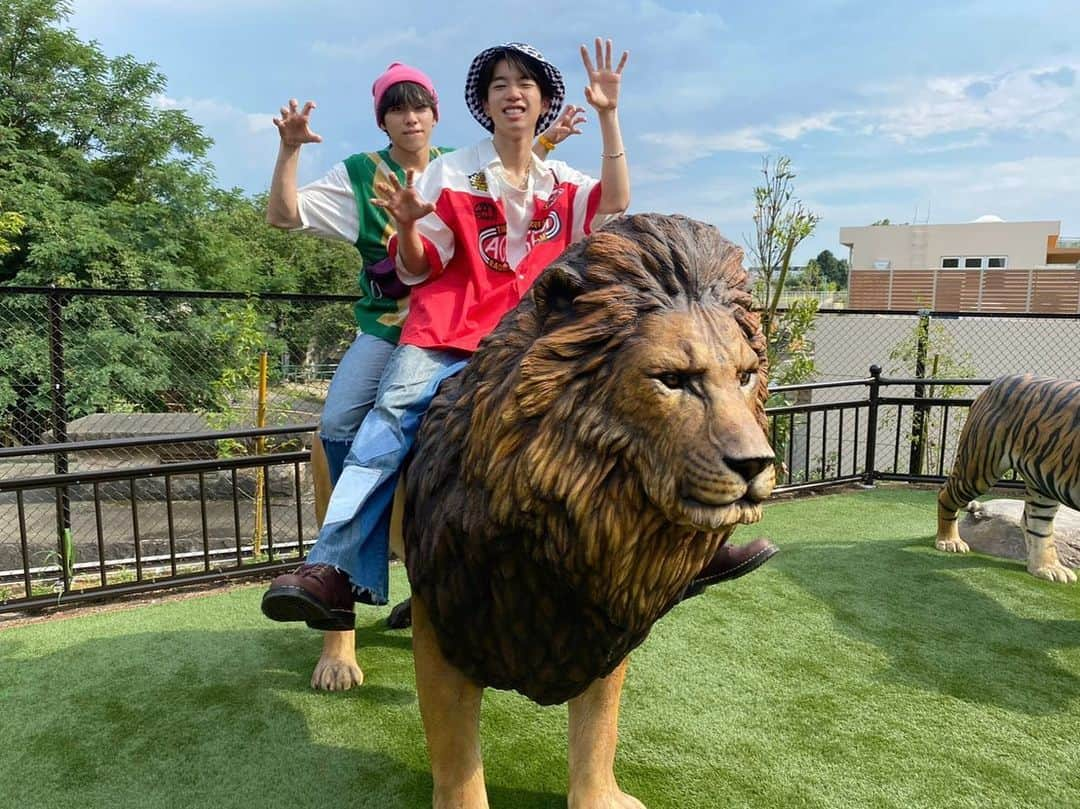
1023, 492, 1076, 584
935, 475, 991, 554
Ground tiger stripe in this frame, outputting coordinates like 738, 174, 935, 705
935, 374, 1079, 583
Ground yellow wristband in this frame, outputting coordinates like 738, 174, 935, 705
537, 134, 556, 152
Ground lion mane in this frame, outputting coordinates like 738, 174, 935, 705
404, 213, 771, 705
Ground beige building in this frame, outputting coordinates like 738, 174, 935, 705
842, 218, 1080, 313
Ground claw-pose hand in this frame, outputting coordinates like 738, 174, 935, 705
546, 104, 587, 142
273, 98, 324, 147
371, 170, 434, 225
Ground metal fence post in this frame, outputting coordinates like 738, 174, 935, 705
908, 310, 931, 476
47, 286, 72, 591
863, 364, 881, 487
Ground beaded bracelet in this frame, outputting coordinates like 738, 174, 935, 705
537, 134, 556, 152
602, 151, 626, 159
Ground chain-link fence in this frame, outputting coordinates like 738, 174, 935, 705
1, 287, 359, 607
810, 308, 1080, 384
2, 291, 1077, 611
775, 306, 1079, 489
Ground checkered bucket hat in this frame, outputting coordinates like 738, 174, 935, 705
464, 42, 565, 135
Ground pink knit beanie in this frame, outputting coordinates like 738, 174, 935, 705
371, 62, 439, 122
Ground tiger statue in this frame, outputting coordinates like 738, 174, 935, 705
936, 374, 1080, 583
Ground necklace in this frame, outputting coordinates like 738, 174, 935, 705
499, 166, 529, 192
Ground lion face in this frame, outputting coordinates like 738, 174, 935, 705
604, 305, 775, 532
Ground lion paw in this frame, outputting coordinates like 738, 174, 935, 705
1028, 564, 1077, 584
311, 655, 364, 691
935, 538, 970, 554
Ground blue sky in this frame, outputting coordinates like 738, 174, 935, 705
70, 0, 1079, 264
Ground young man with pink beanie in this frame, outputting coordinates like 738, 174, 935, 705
261, 63, 583, 690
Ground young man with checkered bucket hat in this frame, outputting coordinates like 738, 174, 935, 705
260, 61, 585, 691
264, 39, 632, 682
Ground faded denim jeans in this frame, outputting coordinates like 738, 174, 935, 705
307, 344, 467, 605
318, 331, 396, 486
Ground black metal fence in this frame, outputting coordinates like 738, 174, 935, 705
0, 368, 1004, 615
4, 286, 1069, 614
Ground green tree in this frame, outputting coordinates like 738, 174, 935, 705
0, 210, 23, 255
0, 0, 359, 442
888, 318, 976, 475
813, 249, 848, 288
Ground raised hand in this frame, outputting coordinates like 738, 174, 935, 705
371, 170, 435, 226
580, 38, 629, 113
542, 104, 587, 147
273, 99, 323, 147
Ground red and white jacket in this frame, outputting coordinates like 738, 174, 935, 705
389, 138, 613, 353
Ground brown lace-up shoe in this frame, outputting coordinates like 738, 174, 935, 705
682, 538, 779, 600
261, 563, 355, 630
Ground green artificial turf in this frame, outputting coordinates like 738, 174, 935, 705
2, 486, 1079, 808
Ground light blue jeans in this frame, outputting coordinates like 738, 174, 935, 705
307, 344, 467, 605
319, 332, 396, 485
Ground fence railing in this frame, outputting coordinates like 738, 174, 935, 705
1, 367, 1014, 614
9, 287, 1070, 614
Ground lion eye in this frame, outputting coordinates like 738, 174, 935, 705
657, 372, 687, 390
739, 370, 756, 389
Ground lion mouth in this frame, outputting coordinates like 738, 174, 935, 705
678, 496, 764, 530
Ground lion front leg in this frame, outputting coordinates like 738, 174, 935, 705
310, 629, 363, 690
1024, 495, 1076, 584
412, 594, 489, 809
567, 658, 645, 809
935, 489, 970, 554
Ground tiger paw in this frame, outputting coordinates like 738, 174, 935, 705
1028, 563, 1077, 584
935, 537, 970, 554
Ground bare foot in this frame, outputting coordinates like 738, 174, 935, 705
310, 629, 363, 691
568, 787, 646, 808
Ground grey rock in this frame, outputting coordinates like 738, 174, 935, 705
960, 498, 1080, 569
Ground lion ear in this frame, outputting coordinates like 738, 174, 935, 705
532, 264, 585, 323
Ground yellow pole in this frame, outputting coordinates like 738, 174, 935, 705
252, 351, 269, 557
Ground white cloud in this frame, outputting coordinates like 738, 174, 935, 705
154, 94, 275, 134
860, 63, 1080, 142
641, 59, 1080, 179
638, 112, 839, 174
641, 128, 769, 157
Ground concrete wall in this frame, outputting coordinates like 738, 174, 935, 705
839, 220, 1060, 270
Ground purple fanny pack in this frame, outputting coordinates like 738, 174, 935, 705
365, 256, 410, 300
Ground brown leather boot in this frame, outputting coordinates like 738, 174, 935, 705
261, 563, 355, 630
682, 538, 778, 600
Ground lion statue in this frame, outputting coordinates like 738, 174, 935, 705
404, 213, 776, 808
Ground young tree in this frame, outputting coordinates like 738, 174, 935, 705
747, 155, 821, 339
744, 156, 821, 482
745, 155, 821, 381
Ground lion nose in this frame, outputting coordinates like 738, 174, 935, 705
725, 455, 774, 483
